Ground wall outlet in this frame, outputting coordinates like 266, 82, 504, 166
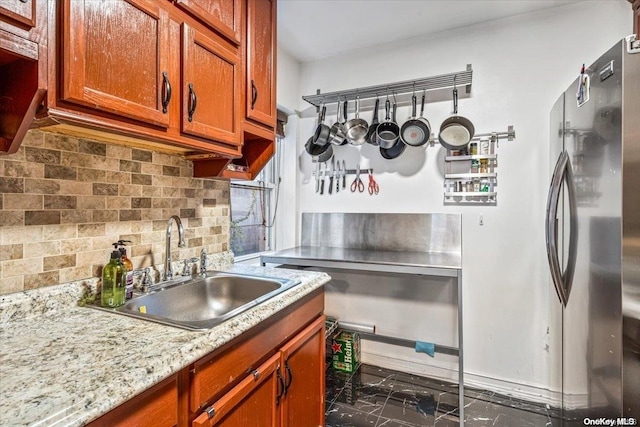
479, 214, 484, 226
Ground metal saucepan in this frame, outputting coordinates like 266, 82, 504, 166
344, 97, 369, 146
328, 100, 347, 146
338, 99, 349, 145
400, 94, 431, 147
380, 102, 406, 159
375, 99, 400, 149
439, 87, 474, 150
365, 97, 380, 145
305, 136, 333, 162
312, 105, 331, 147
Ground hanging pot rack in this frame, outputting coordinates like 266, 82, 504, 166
302, 65, 472, 108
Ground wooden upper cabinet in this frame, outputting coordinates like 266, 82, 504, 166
175, 0, 241, 46
61, 0, 172, 128
633, 0, 640, 34
0, 0, 36, 29
182, 23, 241, 146
246, 0, 276, 129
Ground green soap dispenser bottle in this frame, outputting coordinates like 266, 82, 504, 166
101, 250, 126, 308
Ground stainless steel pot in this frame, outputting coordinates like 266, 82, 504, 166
344, 97, 369, 146
375, 99, 400, 149
439, 88, 474, 150
365, 97, 380, 146
328, 100, 347, 146
312, 105, 331, 147
400, 94, 431, 147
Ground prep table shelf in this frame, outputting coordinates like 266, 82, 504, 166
261, 244, 465, 425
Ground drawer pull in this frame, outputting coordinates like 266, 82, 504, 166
276, 367, 285, 405
161, 71, 171, 114
251, 79, 258, 110
284, 361, 293, 396
188, 83, 197, 122
205, 406, 215, 419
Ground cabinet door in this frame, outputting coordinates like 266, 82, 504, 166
175, 0, 241, 46
0, 0, 35, 28
279, 316, 326, 427
61, 0, 171, 128
182, 23, 241, 147
192, 353, 281, 427
246, 0, 276, 128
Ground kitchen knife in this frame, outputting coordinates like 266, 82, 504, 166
315, 162, 320, 193
336, 161, 341, 193
320, 162, 325, 195
329, 157, 334, 195
342, 160, 347, 189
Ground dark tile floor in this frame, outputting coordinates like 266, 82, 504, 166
325, 364, 561, 427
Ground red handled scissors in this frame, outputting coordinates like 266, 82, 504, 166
350, 164, 365, 193
368, 172, 379, 195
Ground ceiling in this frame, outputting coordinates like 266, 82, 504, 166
277, 0, 581, 62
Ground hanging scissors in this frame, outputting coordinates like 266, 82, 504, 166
350, 164, 365, 193
368, 171, 379, 195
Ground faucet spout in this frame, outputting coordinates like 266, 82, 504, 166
164, 215, 186, 281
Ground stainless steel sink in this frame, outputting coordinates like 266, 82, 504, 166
94, 272, 300, 330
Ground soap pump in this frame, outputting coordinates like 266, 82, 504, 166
101, 249, 126, 308
115, 240, 134, 300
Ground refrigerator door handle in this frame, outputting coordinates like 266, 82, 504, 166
546, 151, 569, 306
562, 156, 578, 303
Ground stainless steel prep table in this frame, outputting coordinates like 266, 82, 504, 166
261, 212, 464, 425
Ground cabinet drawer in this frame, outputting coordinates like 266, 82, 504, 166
87, 374, 178, 427
0, 0, 36, 28
190, 289, 324, 412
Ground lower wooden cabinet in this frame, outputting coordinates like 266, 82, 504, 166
87, 288, 325, 427
194, 315, 326, 427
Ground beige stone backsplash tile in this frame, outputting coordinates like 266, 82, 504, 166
24, 270, 60, 290
153, 152, 173, 166
3, 160, 44, 178
104, 221, 131, 236
21, 130, 44, 148
2, 226, 42, 245
77, 195, 106, 210
106, 170, 130, 184
58, 180, 92, 196
140, 162, 163, 176
59, 265, 93, 283
25, 241, 61, 258
0, 244, 23, 261
60, 151, 92, 168
0, 276, 23, 294
60, 238, 92, 253
91, 155, 119, 171
3, 258, 43, 277
44, 133, 78, 152
42, 224, 76, 241
106, 144, 130, 160
77, 223, 106, 238
4, 193, 43, 210
119, 184, 142, 197
43, 254, 76, 271
153, 175, 173, 188
61, 210, 92, 224
77, 168, 106, 183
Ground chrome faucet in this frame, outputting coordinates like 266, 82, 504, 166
164, 215, 186, 281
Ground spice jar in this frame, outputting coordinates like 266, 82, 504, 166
480, 138, 490, 155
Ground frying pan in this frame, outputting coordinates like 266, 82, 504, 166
380, 103, 406, 159
328, 100, 347, 146
312, 105, 331, 147
365, 97, 380, 145
344, 97, 369, 146
305, 136, 333, 162
375, 99, 400, 149
400, 94, 431, 147
439, 87, 474, 150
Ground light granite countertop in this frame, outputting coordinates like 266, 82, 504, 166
0, 259, 330, 427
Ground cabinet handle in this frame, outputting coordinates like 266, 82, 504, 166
161, 71, 171, 114
188, 83, 197, 122
283, 361, 293, 396
251, 79, 258, 110
19, 0, 29, 3
276, 367, 285, 406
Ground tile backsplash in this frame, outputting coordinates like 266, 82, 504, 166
0, 131, 230, 295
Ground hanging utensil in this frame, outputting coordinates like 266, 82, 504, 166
350, 164, 364, 193
380, 102, 406, 159
439, 80, 475, 150
344, 97, 369, 146
365, 97, 380, 146
312, 104, 331, 147
400, 92, 431, 147
305, 136, 333, 162
375, 97, 400, 149
336, 161, 341, 193
320, 162, 325, 195
328, 157, 335, 195
315, 162, 320, 193
328, 100, 347, 146
368, 171, 379, 195
342, 160, 347, 189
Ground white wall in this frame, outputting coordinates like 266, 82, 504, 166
292, 1, 631, 402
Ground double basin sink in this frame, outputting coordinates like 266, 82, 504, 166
94, 271, 300, 331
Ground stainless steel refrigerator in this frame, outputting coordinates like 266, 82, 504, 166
546, 36, 640, 425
